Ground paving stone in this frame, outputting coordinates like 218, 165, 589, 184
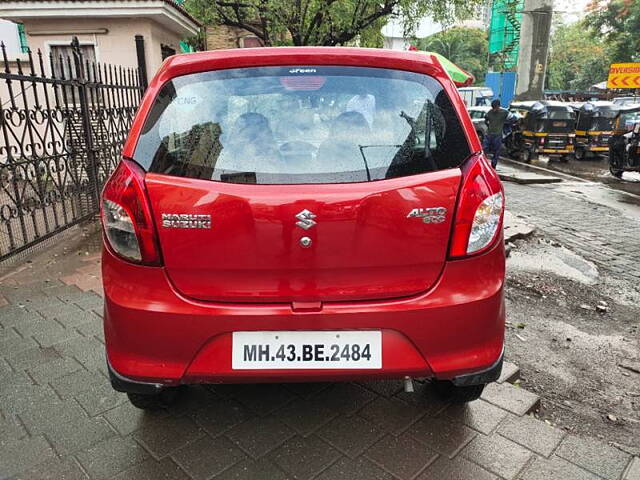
226, 416, 294, 458
171, 435, 246, 480
393, 381, 449, 415
316, 457, 394, 480
54, 309, 102, 329
35, 301, 87, 320
625, 457, 640, 480
112, 457, 189, 480
6, 345, 62, 370
461, 433, 534, 480
53, 335, 104, 363
358, 396, 425, 434
19, 398, 88, 434
275, 397, 339, 436
0, 416, 27, 442
359, 379, 404, 397
0, 369, 32, 386
42, 416, 116, 456
417, 455, 498, 480
77, 435, 150, 479
33, 324, 82, 348
497, 414, 565, 457
75, 318, 105, 340
166, 385, 219, 417
216, 457, 289, 480
317, 414, 385, 458
12, 315, 59, 338
75, 382, 127, 416
49, 368, 105, 399
0, 383, 59, 415
27, 356, 83, 385
443, 399, 509, 435
103, 401, 170, 437
232, 384, 295, 416
272, 435, 340, 479
481, 382, 540, 416
12, 456, 89, 480
409, 416, 477, 458
0, 335, 39, 358
497, 361, 520, 384
312, 382, 377, 415
519, 455, 601, 480
0, 435, 56, 478
282, 382, 332, 398
134, 415, 205, 458
365, 434, 438, 480
190, 398, 251, 437
556, 434, 632, 480
0, 306, 40, 327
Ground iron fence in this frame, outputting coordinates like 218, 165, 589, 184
0, 37, 144, 262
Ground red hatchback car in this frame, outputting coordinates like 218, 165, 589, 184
101, 47, 505, 410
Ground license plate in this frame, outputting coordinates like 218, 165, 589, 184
232, 331, 382, 370
553, 121, 566, 127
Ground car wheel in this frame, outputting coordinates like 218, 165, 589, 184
431, 380, 485, 403
521, 149, 535, 163
609, 166, 624, 179
127, 387, 183, 410
574, 148, 585, 161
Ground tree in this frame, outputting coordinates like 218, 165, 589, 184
586, 0, 640, 63
185, 0, 481, 47
546, 20, 609, 91
415, 27, 488, 83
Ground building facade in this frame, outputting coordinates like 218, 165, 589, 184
0, 0, 200, 84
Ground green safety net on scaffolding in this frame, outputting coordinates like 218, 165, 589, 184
488, 0, 523, 70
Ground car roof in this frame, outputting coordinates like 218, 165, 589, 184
156, 47, 447, 84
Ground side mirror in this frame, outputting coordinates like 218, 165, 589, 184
633, 123, 640, 135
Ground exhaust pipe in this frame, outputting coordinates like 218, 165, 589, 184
403, 376, 414, 393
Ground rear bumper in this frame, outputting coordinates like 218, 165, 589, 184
102, 237, 505, 386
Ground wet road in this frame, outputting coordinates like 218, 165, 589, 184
501, 154, 640, 198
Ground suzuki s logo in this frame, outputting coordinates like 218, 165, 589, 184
407, 207, 447, 224
295, 209, 317, 230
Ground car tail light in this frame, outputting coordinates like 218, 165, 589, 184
449, 154, 504, 258
101, 159, 161, 265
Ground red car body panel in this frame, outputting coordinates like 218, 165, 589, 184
145, 169, 461, 303
103, 236, 504, 384
103, 47, 504, 387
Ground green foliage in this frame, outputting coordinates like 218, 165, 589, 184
185, 0, 481, 47
586, 0, 640, 63
415, 27, 488, 83
546, 20, 610, 91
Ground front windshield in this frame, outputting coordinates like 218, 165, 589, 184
134, 66, 470, 185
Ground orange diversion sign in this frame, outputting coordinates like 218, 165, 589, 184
607, 63, 640, 89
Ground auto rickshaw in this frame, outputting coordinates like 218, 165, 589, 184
507, 101, 576, 162
608, 104, 640, 178
573, 102, 621, 160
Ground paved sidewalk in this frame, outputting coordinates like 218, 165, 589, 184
0, 243, 637, 480
504, 181, 640, 283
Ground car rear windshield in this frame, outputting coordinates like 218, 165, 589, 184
134, 66, 471, 184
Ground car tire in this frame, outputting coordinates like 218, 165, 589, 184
432, 380, 485, 403
609, 166, 624, 179
126, 387, 182, 410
